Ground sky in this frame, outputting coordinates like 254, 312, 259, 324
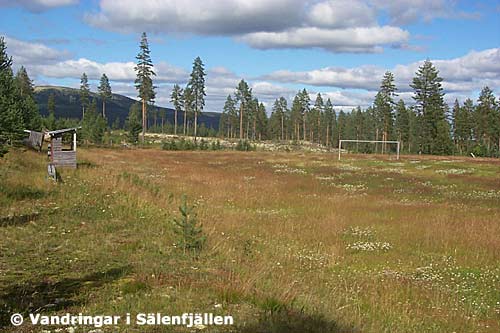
0, 0, 499, 113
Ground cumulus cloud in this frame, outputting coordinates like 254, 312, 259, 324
371, 0, 480, 25
85, 0, 420, 53
30, 58, 188, 84
85, 0, 304, 35
239, 26, 409, 53
263, 48, 500, 95
0, 0, 77, 12
307, 0, 377, 29
4, 36, 71, 66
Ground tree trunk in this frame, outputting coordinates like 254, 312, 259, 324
326, 125, 329, 147
239, 105, 244, 139
253, 118, 256, 141
174, 109, 178, 135
142, 99, 146, 143
318, 117, 321, 144
281, 115, 284, 141
194, 111, 198, 142
102, 100, 106, 118
303, 117, 306, 141
183, 110, 187, 135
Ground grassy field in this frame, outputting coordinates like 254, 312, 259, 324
1, 147, 500, 332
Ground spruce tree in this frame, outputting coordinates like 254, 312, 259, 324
187, 57, 206, 141
312, 93, 324, 143
15, 66, 34, 97
395, 99, 410, 153
0, 36, 24, 156
134, 32, 156, 143
98, 73, 112, 119
15, 66, 41, 130
125, 103, 142, 144
256, 102, 268, 140
324, 98, 335, 146
475, 86, 498, 155
79, 73, 90, 118
46, 93, 56, 130
410, 60, 452, 155
170, 84, 183, 135
81, 99, 106, 144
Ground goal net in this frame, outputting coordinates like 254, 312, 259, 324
338, 139, 400, 160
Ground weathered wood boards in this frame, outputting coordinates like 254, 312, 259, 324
23, 130, 44, 151
46, 127, 79, 169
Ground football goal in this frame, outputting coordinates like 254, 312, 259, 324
338, 139, 400, 160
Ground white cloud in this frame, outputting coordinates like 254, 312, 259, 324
370, 0, 480, 25
0, 0, 77, 12
240, 26, 409, 53
263, 48, 500, 95
307, 0, 377, 29
85, 0, 421, 54
86, 0, 304, 35
4, 36, 71, 66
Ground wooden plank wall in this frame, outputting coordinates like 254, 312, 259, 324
52, 151, 76, 168
52, 137, 63, 152
24, 131, 44, 151
51, 137, 76, 168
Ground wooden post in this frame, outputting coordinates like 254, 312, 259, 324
73, 132, 77, 152
338, 140, 342, 161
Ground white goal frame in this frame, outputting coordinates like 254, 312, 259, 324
338, 139, 400, 160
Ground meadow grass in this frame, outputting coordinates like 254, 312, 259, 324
1, 148, 499, 332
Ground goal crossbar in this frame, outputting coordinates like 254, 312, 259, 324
338, 139, 400, 160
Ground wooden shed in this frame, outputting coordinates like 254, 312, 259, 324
47, 127, 79, 168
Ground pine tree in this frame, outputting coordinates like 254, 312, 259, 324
170, 84, 183, 135
410, 60, 452, 155
187, 57, 206, 141
98, 73, 112, 119
79, 73, 90, 118
299, 89, 310, 141
235, 80, 252, 139
312, 93, 324, 143
324, 98, 335, 146
290, 93, 303, 141
255, 102, 268, 140
473, 87, 499, 156
223, 95, 236, 138
394, 99, 410, 153
461, 98, 474, 153
134, 32, 156, 143
183, 86, 194, 135
125, 102, 142, 144
374, 71, 397, 153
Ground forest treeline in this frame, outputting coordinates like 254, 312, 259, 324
1, 34, 499, 157
218, 65, 499, 157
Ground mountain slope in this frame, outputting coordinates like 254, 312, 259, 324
34, 86, 221, 130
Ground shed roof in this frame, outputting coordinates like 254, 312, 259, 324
46, 127, 81, 136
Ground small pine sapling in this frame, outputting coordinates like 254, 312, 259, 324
172, 195, 206, 254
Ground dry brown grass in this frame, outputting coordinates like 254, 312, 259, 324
1, 147, 499, 332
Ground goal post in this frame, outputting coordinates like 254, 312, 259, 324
338, 139, 400, 160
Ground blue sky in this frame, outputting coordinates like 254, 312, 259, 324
1, 0, 499, 112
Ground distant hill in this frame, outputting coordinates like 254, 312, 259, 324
34, 86, 221, 130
